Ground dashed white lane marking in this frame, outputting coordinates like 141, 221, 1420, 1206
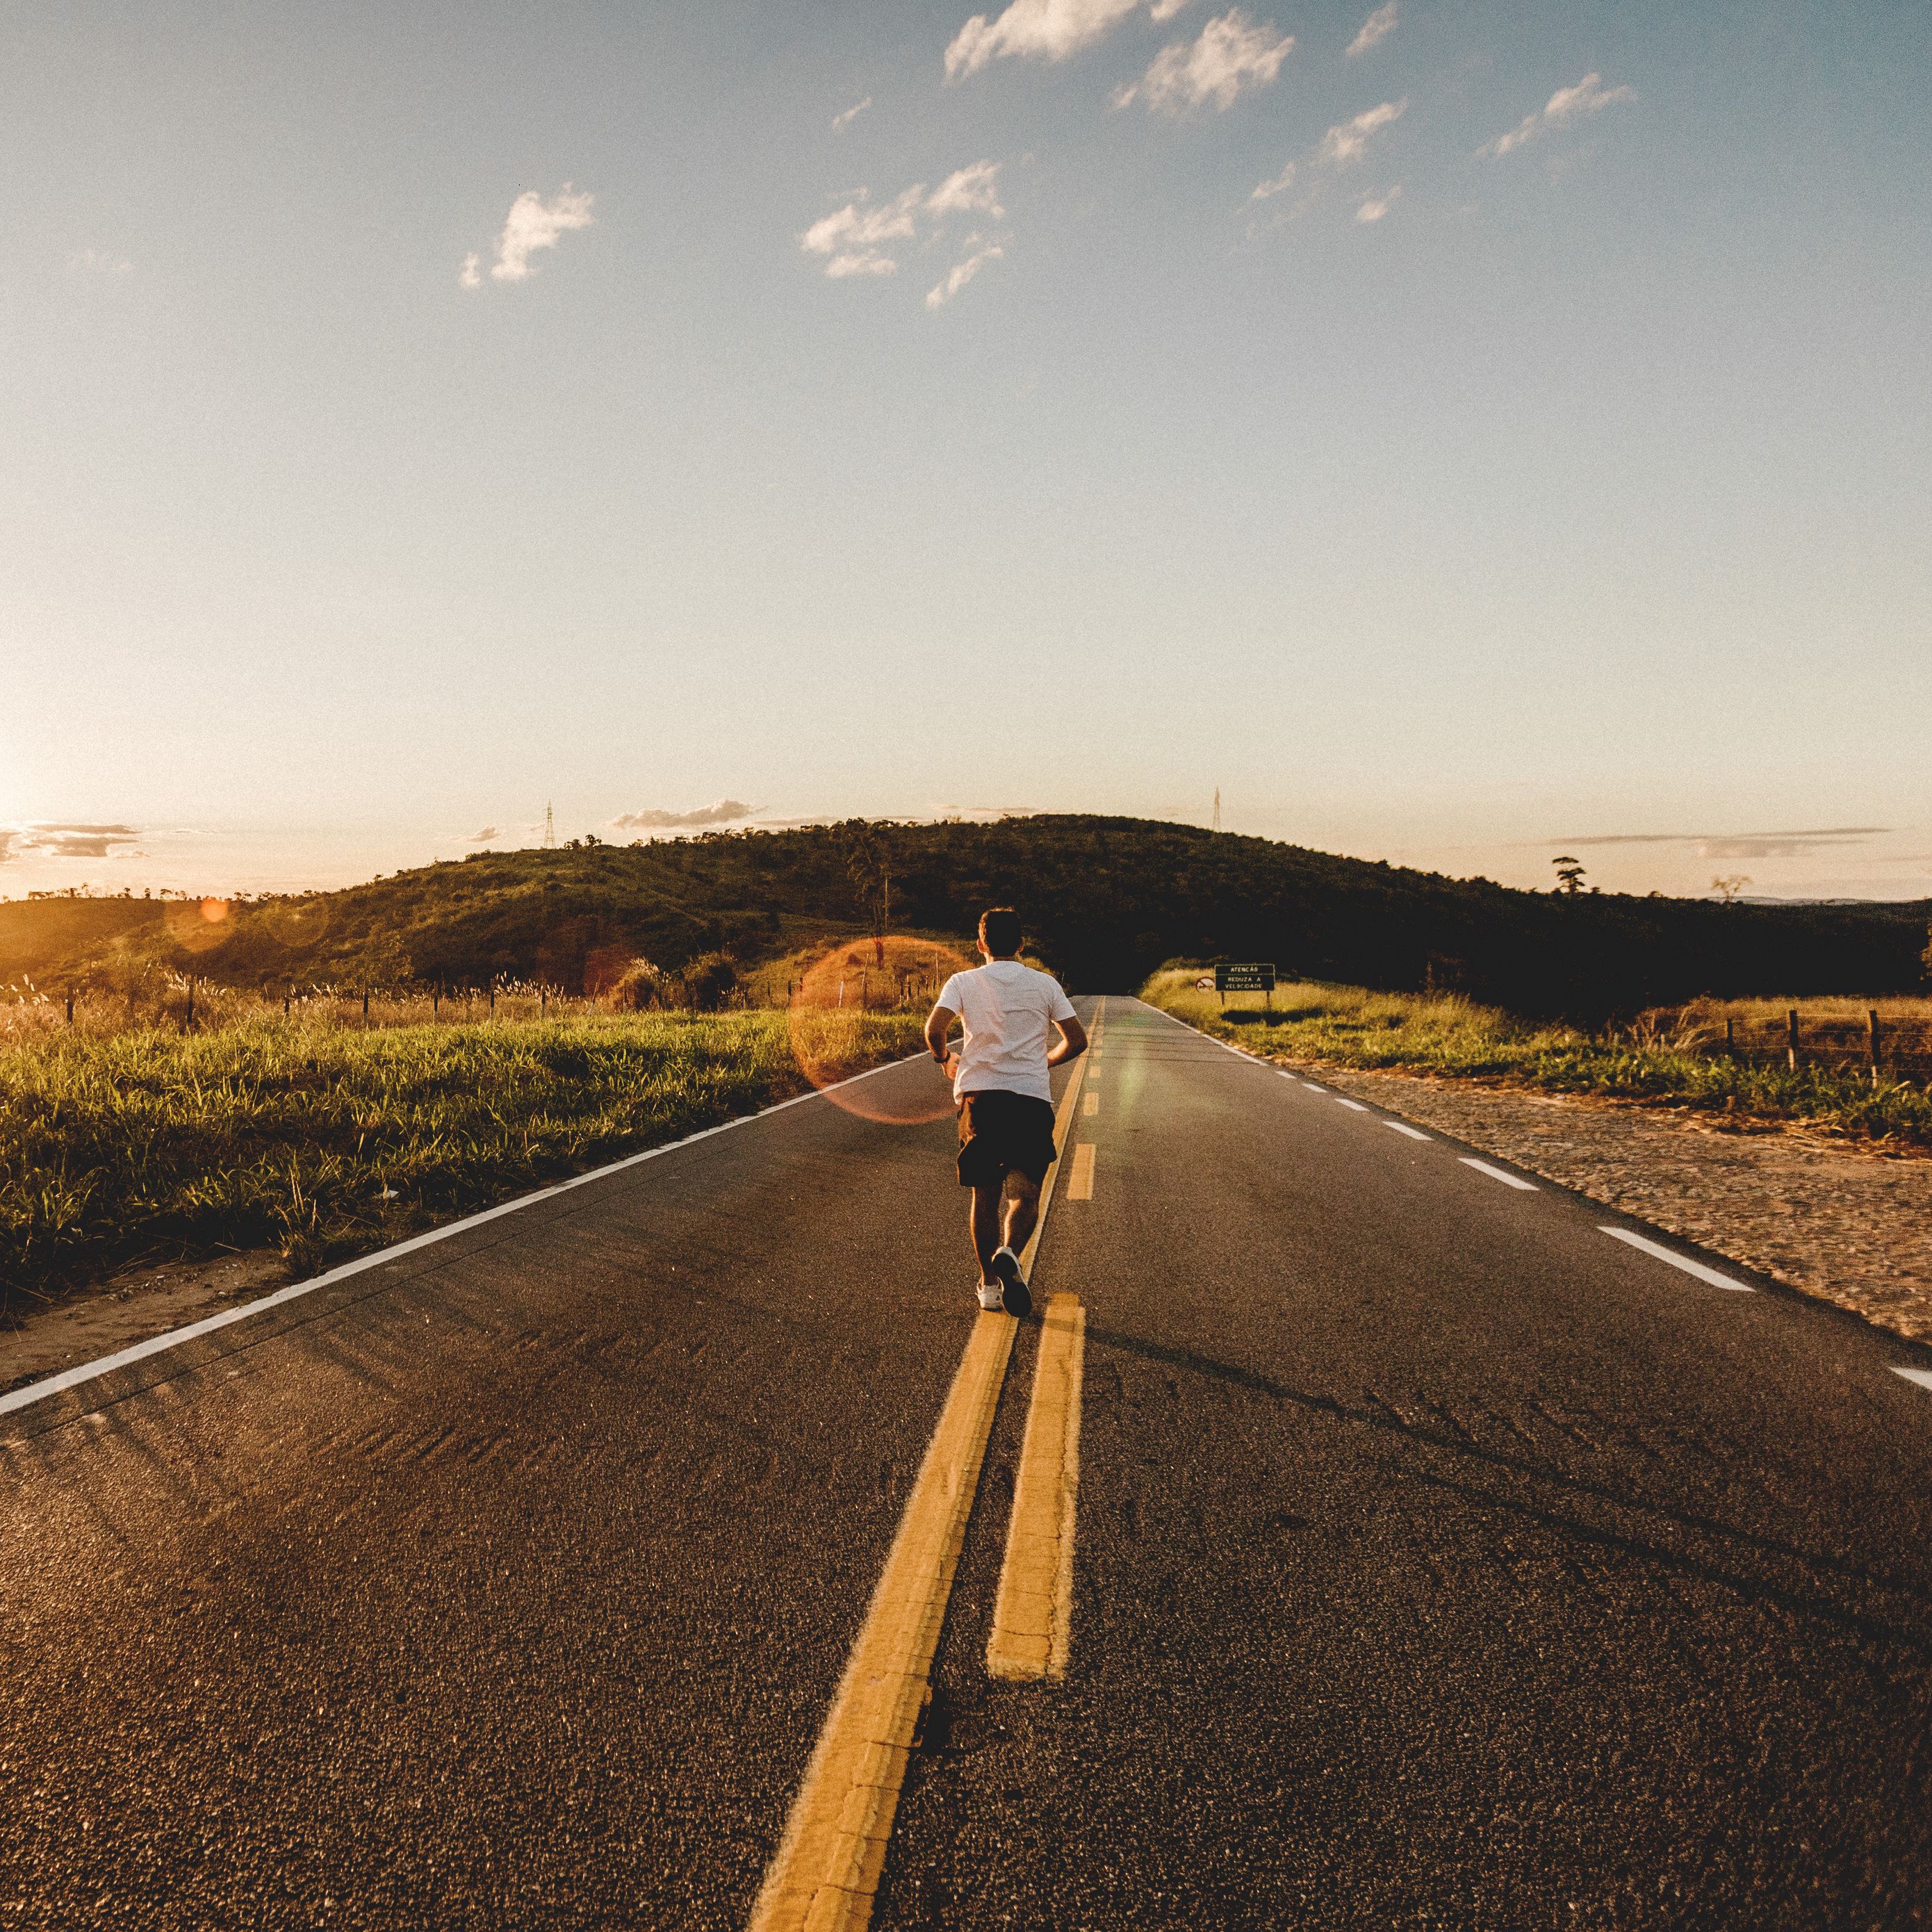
1082, 1090, 1099, 1117
1301, 1082, 1327, 1093
1459, 1158, 1539, 1193
1598, 1227, 1753, 1292
1334, 1098, 1372, 1113
1383, 1121, 1431, 1141
1894, 1368, 1932, 1393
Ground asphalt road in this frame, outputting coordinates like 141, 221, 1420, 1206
6, 998, 1931, 1929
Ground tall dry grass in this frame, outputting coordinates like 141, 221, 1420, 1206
0, 974, 613, 1045
1141, 971, 1932, 1149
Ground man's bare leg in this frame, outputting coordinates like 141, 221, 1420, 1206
970, 1181, 1006, 1286
1001, 1173, 1040, 1263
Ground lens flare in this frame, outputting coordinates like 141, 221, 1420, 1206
789, 934, 975, 1126
257, 897, 331, 950
163, 897, 235, 955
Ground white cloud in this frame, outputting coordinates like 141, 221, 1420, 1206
468, 826, 499, 843
1250, 158, 1297, 201
947, 0, 1145, 79
2, 822, 142, 862
802, 165, 1006, 291
832, 96, 873, 131
611, 800, 754, 832
1346, 2, 1398, 56
827, 252, 900, 278
1318, 97, 1406, 165
1113, 8, 1292, 115
801, 183, 928, 277
926, 243, 1006, 308
1250, 96, 1405, 224
1559, 827, 1889, 861
461, 185, 596, 289
69, 247, 132, 275
1480, 72, 1635, 157
925, 160, 1006, 220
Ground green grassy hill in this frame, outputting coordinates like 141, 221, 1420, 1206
6, 817, 1928, 1021
0, 897, 165, 987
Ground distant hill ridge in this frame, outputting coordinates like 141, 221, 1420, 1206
4, 816, 1927, 1021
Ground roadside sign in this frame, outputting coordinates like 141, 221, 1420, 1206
1215, 963, 1276, 992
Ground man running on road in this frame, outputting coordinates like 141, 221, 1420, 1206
925, 907, 1088, 1317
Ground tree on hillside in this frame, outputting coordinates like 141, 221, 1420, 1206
1712, 874, 1751, 905
838, 820, 894, 967
1551, 856, 1588, 896
681, 951, 738, 1011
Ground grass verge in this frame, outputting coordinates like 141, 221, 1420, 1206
1, 1007, 924, 1317
1140, 970, 1932, 1151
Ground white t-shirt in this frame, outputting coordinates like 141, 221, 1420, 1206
935, 959, 1077, 1104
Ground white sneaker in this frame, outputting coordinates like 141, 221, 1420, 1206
977, 1282, 1006, 1311
988, 1247, 1032, 1319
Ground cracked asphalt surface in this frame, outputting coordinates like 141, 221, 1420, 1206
6, 998, 1931, 1929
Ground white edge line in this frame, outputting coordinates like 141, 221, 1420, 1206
1334, 1098, 1372, 1113
1140, 999, 1266, 1061
0, 1051, 926, 1421
1459, 1156, 1539, 1193
1383, 1121, 1432, 1141
1598, 1226, 1754, 1293
1892, 1367, 1932, 1393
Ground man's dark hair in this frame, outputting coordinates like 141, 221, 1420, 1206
979, 907, 1024, 957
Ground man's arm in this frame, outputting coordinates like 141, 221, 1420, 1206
1047, 1014, 1088, 1067
925, 1002, 960, 1077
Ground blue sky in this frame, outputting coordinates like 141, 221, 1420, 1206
3, 0, 1928, 902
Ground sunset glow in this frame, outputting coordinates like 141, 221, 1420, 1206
2, 3, 1925, 907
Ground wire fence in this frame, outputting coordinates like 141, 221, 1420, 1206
0, 963, 958, 1045
1635, 1004, 1932, 1083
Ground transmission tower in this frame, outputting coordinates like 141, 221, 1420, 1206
542, 802, 556, 850
1212, 787, 1222, 834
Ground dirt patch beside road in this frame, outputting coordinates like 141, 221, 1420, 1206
1309, 1064, 1932, 1347
1, 1250, 291, 1398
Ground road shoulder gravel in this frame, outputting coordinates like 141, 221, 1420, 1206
1302, 1063, 1932, 1345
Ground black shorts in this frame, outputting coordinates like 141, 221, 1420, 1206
956, 1090, 1058, 1189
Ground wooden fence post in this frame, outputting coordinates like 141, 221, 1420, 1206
65, 988, 74, 1026
1869, 1008, 1882, 1081
186, 978, 195, 1030
362, 988, 370, 1028
1787, 1008, 1799, 1072
541, 987, 548, 1018
284, 985, 291, 1017
1724, 1016, 1735, 1058
489, 985, 496, 1019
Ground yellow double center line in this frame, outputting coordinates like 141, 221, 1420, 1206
747, 1011, 1098, 1932
986, 999, 1102, 1680
985, 1291, 1086, 1680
